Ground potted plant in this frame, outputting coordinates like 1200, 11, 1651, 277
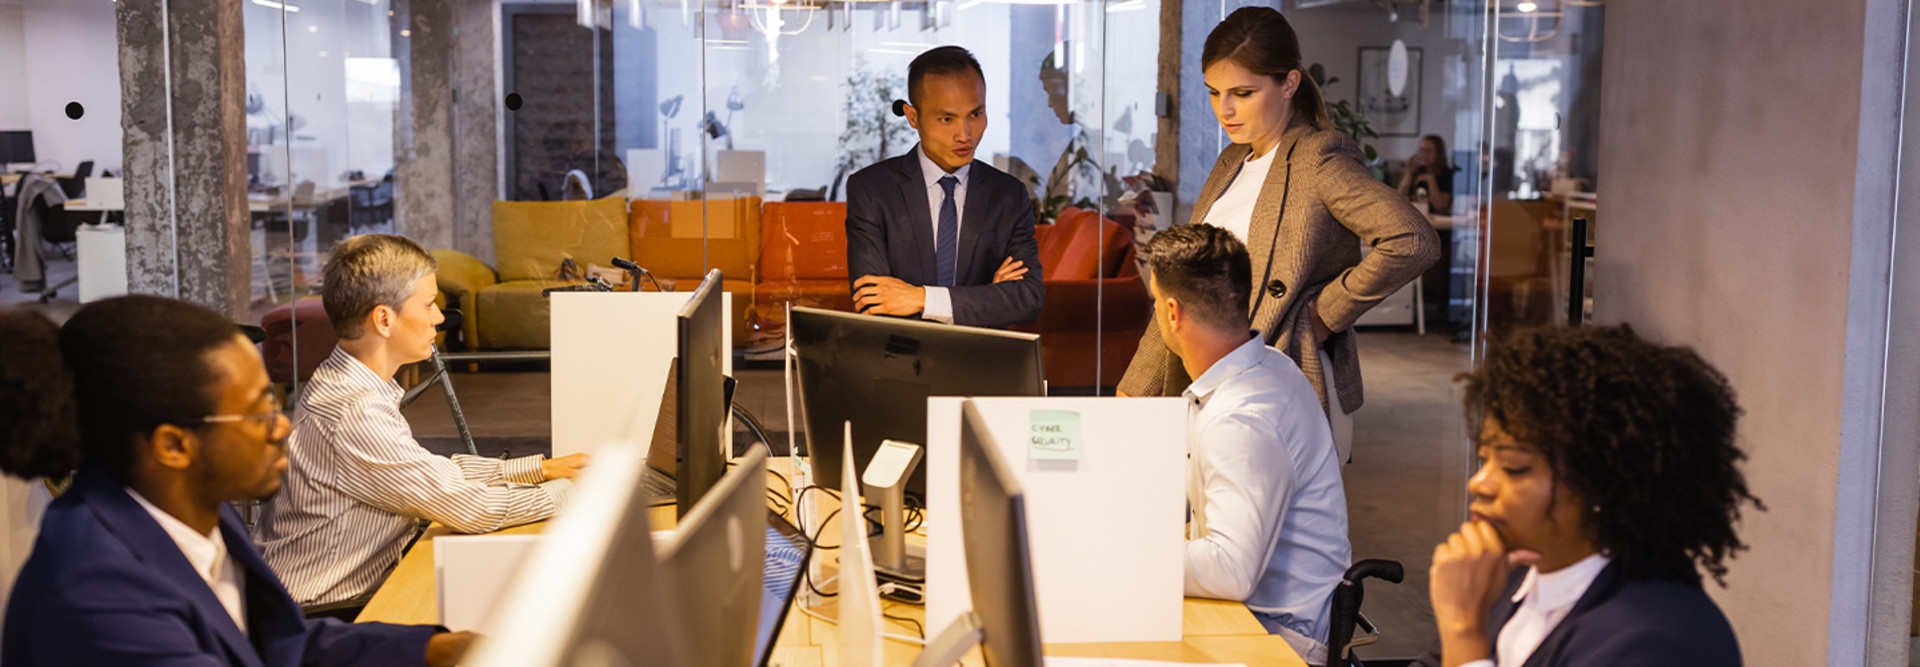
830, 57, 917, 201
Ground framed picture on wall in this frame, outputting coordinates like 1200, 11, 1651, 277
1357, 46, 1423, 137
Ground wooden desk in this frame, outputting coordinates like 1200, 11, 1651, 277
357, 468, 1300, 666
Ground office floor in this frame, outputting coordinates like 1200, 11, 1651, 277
398, 330, 1472, 658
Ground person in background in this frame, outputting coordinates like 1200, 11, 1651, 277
1118, 7, 1439, 465
0, 297, 472, 666
846, 45, 1044, 328
256, 234, 588, 617
1423, 325, 1755, 667
1398, 134, 1456, 215
1146, 223, 1350, 665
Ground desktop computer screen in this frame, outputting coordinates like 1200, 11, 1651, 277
675, 269, 729, 515
959, 400, 1046, 667
657, 447, 768, 667
791, 307, 1044, 500
0, 131, 34, 166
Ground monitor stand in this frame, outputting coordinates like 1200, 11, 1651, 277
862, 440, 926, 602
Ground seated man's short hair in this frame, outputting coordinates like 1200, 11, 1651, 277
321, 234, 437, 340
1146, 224, 1253, 332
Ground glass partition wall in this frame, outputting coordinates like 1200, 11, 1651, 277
211, 0, 1496, 658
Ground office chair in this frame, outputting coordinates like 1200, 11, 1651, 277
1326, 558, 1407, 667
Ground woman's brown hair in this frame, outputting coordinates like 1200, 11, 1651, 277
1202, 6, 1330, 131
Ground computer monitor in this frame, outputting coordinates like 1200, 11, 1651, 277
675, 269, 729, 515
657, 446, 768, 667
791, 306, 1044, 499
460, 440, 687, 667
958, 400, 1045, 667
0, 131, 34, 166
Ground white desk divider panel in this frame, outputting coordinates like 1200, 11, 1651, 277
550, 292, 731, 459
435, 533, 542, 632
926, 396, 1188, 645
838, 429, 884, 667
74, 224, 128, 303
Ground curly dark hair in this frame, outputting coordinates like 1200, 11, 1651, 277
0, 297, 241, 483
1461, 325, 1763, 587
0, 309, 82, 479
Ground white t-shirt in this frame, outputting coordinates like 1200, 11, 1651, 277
1203, 146, 1280, 243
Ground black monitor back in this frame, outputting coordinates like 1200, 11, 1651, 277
0, 131, 32, 165
958, 401, 1045, 667
675, 269, 728, 516
791, 306, 1043, 499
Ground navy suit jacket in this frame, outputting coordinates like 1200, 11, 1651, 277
2, 467, 437, 667
845, 147, 1045, 328
1413, 562, 1742, 667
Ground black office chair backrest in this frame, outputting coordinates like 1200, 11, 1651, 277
73, 161, 93, 179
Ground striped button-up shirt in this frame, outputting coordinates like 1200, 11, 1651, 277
255, 347, 575, 606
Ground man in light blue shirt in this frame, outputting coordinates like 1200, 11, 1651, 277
1144, 223, 1352, 664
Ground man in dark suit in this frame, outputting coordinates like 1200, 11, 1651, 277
846, 46, 1044, 328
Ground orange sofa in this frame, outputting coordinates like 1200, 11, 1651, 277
756, 201, 856, 336
1014, 208, 1152, 389
629, 197, 763, 345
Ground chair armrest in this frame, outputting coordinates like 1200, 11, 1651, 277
430, 249, 498, 309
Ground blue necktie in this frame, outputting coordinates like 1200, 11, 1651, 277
935, 175, 959, 287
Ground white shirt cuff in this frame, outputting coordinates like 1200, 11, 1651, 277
923, 286, 954, 324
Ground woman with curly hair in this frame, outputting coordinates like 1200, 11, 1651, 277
1420, 325, 1759, 667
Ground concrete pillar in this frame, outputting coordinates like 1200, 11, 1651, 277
117, 0, 250, 319
395, 0, 499, 264
394, 0, 456, 254
1153, 0, 1178, 202
451, 0, 501, 266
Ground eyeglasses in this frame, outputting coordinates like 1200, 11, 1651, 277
202, 399, 289, 436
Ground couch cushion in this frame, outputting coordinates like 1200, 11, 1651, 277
492, 197, 632, 283
630, 197, 763, 281
474, 280, 580, 350
756, 280, 856, 319
1051, 212, 1134, 281
430, 248, 497, 349
762, 202, 849, 282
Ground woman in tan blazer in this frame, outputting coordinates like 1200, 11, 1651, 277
1119, 6, 1439, 460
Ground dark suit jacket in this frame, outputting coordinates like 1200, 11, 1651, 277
2, 467, 437, 667
1413, 562, 1743, 667
845, 147, 1044, 328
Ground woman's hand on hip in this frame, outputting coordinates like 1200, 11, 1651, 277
1307, 299, 1334, 347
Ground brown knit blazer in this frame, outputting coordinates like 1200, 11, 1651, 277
1117, 121, 1440, 414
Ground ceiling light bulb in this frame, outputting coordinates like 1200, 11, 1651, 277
1516, 1, 1537, 11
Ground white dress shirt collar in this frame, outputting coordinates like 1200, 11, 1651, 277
1489, 552, 1611, 667
1510, 551, 1611, 608
917, 144, 972, 189
126, 488, 249, 633
330, 345, 403, 401
1182, 333, 1267, 404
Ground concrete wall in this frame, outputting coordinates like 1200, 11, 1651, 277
18, 0, 120, 172
0, 5, 28, 131
1593, 0, 1910, 663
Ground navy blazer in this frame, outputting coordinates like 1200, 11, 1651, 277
1413, 562, 1742, 667
844, 147, 1045, 328
2, 467, 437, 667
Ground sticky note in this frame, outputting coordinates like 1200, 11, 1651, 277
1029, 409, 1083, 461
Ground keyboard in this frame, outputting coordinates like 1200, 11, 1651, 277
640, 467, 676, 504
